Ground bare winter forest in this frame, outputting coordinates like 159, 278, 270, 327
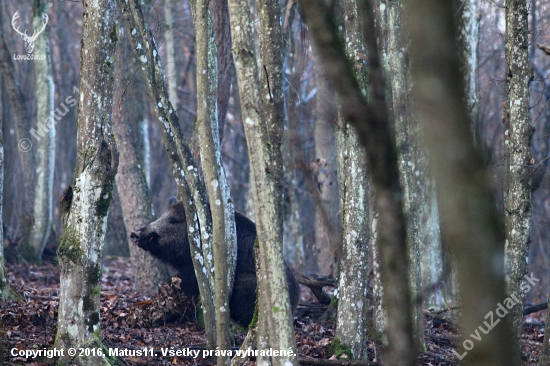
1, 0, 550, 365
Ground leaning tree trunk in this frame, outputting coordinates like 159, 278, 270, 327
227, 0, 298, 363
118, 0, 218, 349
54, 1, 118, 364
113, 16, 171, 296
406, 0, 519, 364
504, 0, 532, 361
192, 0, 237, 361
27, 0, 56, 261
333, 0, 370, 359
298, 0, 416, 364
385, 0, 423, 349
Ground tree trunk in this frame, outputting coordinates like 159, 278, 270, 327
298, 0, 416, 364
113, 15, 171, 296
0, 117, 9, 301
164, 0, 178, 112
55, 1, 118, 364
192, 0, 237, 361
26, 0, 56, 261
504, 0, 532, 361
312, 45, 339, 279
333, 0, 370, 359
406, 0, 519, 364
457, 0, 479, 136
227, 0, 298, 363
385, 0, 423, 349
0, 5, 37, 259
211, 0, 233, 142
117, 0, 217, 349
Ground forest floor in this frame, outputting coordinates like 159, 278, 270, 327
0, 257, 545, 366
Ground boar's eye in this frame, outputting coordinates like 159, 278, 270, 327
168, 217, 181, 225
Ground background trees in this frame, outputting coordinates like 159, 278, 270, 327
2, 0, 550, 364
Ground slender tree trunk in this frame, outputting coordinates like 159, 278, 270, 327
0, 117, 9, 301
0, 5, 37, 257
211, 0, 233, 141
406, 0, 519, 364
504, 0, 532, 361
164, 0, 178, 112
55, 1, 118, 364
118, 0, 217, 349
333, 0, 370, 358
385, 0, 423, 349
192, 0, 237, 360
27, 0, 55, 261
457, 0, 479, 136
371, 1, 389, 341
227, 0, 298, 363
298, 0, 416, 364
113, 16, 171, 296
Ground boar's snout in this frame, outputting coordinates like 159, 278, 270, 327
130, 228, 161, 248
130, 230, 141, 244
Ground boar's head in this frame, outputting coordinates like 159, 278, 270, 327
130, 201, 192, 269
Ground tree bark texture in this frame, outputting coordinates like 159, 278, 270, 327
0, 5, 37, 257
27, 0, 55, 261
334, 0, 370, 359
312, 45, 339, 278
117, 0, 217, 349
164, 0, 179, 112
457, 0, 479, 133
55, 1, 118, 364
192, 0, 237, 360
384, 0, 423, 348
406, 0, 519, 364
113, 16, 171, 296
0, 117, 9, 301
504, 0, 533, 360
211, 0, 233, 141
227, 0, 298, 363
298, 0, 416, 364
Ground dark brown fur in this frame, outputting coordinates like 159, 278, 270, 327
130, 201, 300, 326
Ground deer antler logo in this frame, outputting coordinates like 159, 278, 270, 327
11, 11, 48, 54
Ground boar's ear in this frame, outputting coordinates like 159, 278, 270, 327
168, 196, 177, 207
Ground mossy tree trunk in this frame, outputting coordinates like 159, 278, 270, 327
26, 0, 56, 261
118, 0, 218, 350
298, 0, 416, 364
191, 0, 237, 361
112, 16, 171, 296
406, 0, 519, 364
227, 0, 298, 363
503, 0, 533, 361
54, 1, 118, 364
